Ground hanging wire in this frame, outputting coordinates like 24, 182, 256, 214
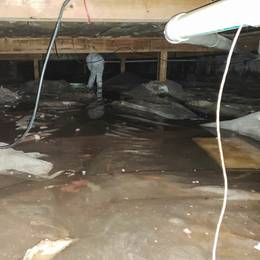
212, 24, 243, 260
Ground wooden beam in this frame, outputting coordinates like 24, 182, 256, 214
0, 0, 211, 22
0, 54, 42, 60
120, 56, 126, 74
158, 51, 168, 81
0, 54, 90, 61
0, 37, 215, 55
33, 59, 40, 80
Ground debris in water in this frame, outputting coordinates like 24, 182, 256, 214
0, 143, 53, 177
44, 185, 58, 190
143, 80, 186, 101
61, 180, 88, 193
63, 170, 76, 177
34, 134, 41, 141
43, 170, 75, 180
183, 228, 192, 238
61, 179, 101, 193
22, 238, 75, 260
16, 115, 31, 130
254, 242, 260, 251
40, 126, 48, 130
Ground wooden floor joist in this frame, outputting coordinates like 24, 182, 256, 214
0, 37, 214, 55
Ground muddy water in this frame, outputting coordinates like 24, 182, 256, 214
0, 113, 260, 259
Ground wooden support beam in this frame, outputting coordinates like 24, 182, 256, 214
120, 56, 126, 74
0, 54, 43, 60
0, 0, 211, 22
0, 37, 215, 55
33, 59, 40, 80
158, 51, 168, 81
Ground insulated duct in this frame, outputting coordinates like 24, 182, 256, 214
164, 0, 260, 52
174, 33, 236, 52
164, 0, 260, 43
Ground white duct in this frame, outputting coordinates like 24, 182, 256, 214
164, 0, 260, 51
178, 33, 235, 52
164, 0, 260, 43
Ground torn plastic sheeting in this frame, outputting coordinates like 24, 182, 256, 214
194, 186, 260, 201
0, 143, 53, 177
187, 100, 259, 118
202, 111, 260, 141
112, 100, 197, 120
23, 238, 76, 260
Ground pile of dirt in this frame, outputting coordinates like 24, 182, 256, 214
0, 86, 20, 107
110, 80, 198, 123
104, 72, 147, 91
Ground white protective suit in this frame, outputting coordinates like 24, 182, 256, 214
86, 53, 104, 104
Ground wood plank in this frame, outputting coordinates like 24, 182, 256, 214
0, 37, 214, 54
194, 137, 260, 170
33, 59, 40, 80
158, 50, 168, 81
0, 54, 42, 60
0, 0, 211, 22
120, 56, 126, 74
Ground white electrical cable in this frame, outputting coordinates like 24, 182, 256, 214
212, 24, 243, 260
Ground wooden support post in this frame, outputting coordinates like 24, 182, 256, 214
158, 50, 168, 81
120, 56, 126, 74
33, 59, 39, 80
